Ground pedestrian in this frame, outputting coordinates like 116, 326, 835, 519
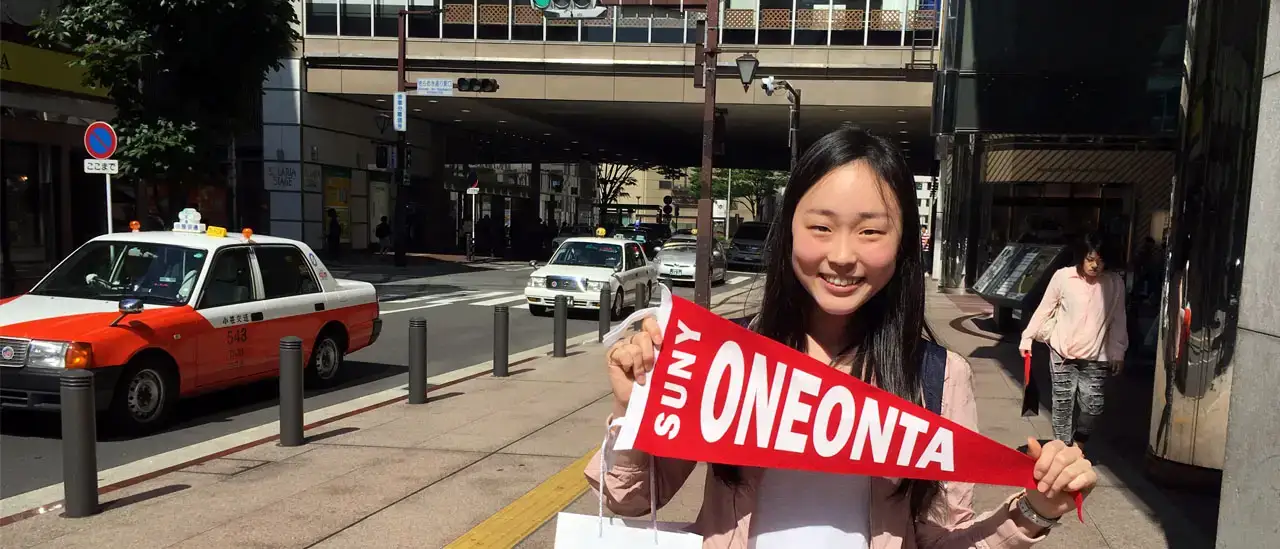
1020, 233, 1128, 450
375, 216, 391, 255
590, 128, 1097, 547
326, 208, 341, 260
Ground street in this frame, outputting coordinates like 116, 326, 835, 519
0, 262, 761, 499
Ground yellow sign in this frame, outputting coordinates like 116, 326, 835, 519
206, 226, 228, 238
0, 41, 108, 97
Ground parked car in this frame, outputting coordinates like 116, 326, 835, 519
726, 221, 771, 269
0, 209, 380, 433
525, 237, 658, 319
654, 235, 727, 285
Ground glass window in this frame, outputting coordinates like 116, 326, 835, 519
443, 0, 474, 39
408, 0, 441, 38
626, 243, 646, 269
341, 0, 373, 36
550, 241, 622, 269
306, 0, 339, 35
2, 141, 41, 250
477, 0, 509, 40
374, 0, 402, 37
256, 246, 321, 299
198, 248, 256, 309
30, 241, 208, 305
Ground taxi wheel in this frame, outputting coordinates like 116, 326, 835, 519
306, 332, 345, 387
611, 288, 626, 321
110, 360, 177, 434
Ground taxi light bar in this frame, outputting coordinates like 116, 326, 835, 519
65, 342, 93, 369
129, 220, 141, 232
242, 228, 254, 241
173, 207, 207, 233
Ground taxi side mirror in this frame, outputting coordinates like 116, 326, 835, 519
111, 297, 144, 327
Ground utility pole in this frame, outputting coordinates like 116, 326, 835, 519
694, 4, 720, 309
393, 8, 441, 268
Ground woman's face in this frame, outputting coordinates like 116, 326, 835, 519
790, 160, 902, 318
1081, 251, 1105, 277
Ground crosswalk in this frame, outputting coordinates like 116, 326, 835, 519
378, 273, 758, 315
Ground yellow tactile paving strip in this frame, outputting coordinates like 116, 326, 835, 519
444, 449, 598, 548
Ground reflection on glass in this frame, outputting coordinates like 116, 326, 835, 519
477, 0, 509, 40
795, 0, 831, 46
723, 0, 756, 45
374, 0, 401, 37
306, 0, 339, 35
512, 4, 542, 40
340, 0, 372, 36
614, 7, 647, 43
443, 0, 474, 39
758, 0, 791, 45
408, 0, 441, 38
585, 6, 617, 43
651, 8, 685, 44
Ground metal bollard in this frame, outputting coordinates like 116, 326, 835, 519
279, 336, 305, 447
598, 286, 611, 342
60, 369, 99, 518
553, 295, 568, 357
408, 317, 428, 404
494, 306, 510, 377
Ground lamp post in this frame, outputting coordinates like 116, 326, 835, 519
693, 31, 760, 308
761, 76, 802, 172
394, 8, 442, 267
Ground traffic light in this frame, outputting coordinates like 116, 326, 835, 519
457, 78, 500, 93
536, 0, 606, 19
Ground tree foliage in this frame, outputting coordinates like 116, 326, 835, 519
33, 0, 300, 215
687, 168, 787, 217
594, 163, 687, 207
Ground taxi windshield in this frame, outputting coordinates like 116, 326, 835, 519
550, 242, 622, 269
30, 241, 208, 305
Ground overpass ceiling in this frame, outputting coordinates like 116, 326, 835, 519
351, 94, 933, 172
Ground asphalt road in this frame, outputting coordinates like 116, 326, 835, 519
0, 262, 761, 499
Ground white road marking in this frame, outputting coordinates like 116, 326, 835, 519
382, 290, 478, 305
472, 294, 527, 307
726, 276, 751, 285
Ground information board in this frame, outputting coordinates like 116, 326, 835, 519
973, 244, 1066, 308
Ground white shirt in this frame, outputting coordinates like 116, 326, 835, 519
748, 469, 871, 549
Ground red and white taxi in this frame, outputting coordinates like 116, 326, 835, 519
0, 209, 380, 433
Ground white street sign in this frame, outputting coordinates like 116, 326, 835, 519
84, 158, 119, 175
713, 199, 728, 218
466, 187, 480, 195
416, 78, 454, 97
393, 92, 407, 132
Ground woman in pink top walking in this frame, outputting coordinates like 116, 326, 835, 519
1020, 234, 1128, 448
588, 128, 1098, 549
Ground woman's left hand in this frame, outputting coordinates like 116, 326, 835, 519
1024, 438, 1097, 519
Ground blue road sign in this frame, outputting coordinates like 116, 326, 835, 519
84, 121, 118, 160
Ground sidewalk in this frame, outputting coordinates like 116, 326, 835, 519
1, 288, 1213, 548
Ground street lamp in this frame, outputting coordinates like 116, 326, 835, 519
735, 54, 759, 92
761, 76, 802, 173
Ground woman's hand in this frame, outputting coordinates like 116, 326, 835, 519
1023, 438, 1097, 519
1110, 361, 1125, 375
606, 316, 664, 411
1019, 341, 1032, 355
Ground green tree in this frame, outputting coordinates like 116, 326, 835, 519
595, 162, 686, 221
33, 0, 300, 221
687, 168, 787, 218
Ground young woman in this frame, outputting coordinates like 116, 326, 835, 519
588, 128, 1097, 548
1020, 234, 1128, 449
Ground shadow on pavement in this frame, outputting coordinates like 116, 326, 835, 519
952, 312, 1220, 548
99, 483, 190, 513
0, 360, 408, 442
306, 426, 360, 444
374, 283, 464, 302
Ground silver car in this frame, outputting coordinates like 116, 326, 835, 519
654, 236, 727, 285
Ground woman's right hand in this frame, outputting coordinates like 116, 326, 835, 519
607, 315, 664, 410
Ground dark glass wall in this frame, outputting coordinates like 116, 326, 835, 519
1149, 0, 1271, 475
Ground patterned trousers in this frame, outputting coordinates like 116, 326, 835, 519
1048, 350, 1109, 444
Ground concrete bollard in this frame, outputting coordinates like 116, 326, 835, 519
494, 306, 510, 377
598, 286, 611, 343
279, 336, 305, 447
553, 295, 568, 357
60, 369, 99, 518
408, 317, 428, 404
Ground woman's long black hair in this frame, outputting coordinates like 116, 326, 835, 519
712, 126, 940, 520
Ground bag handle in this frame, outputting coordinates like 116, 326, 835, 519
598, 418, 660, 543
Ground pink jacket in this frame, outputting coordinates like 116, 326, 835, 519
585, 351, 1046, 549
1020, 267, 1128, 361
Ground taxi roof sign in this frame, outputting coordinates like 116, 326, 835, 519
206, 226, 228, 238
173, 208, 207, 233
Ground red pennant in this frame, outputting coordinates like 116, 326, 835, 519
619, 296, 1083, 521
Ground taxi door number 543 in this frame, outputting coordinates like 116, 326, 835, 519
227, 327, 248, 345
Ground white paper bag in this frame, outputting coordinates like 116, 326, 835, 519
553, 409, 702, 548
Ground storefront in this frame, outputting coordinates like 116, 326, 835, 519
1, 37, 115, 296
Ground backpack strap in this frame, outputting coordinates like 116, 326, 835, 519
920, 340, 948, 416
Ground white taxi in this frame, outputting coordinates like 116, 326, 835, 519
0, 209, 380, 433
524, 237, 658, 319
